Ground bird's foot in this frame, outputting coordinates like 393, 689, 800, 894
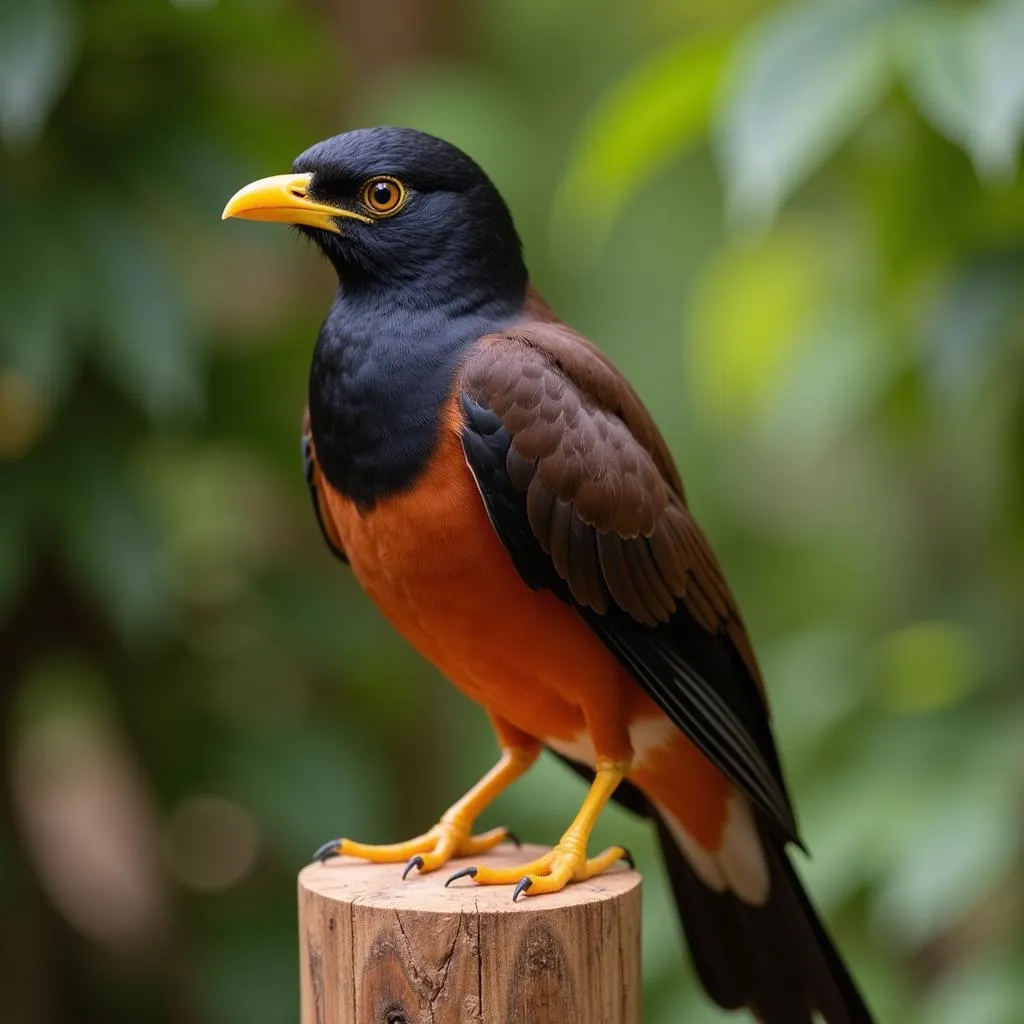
311, 821, 518, 877
445, 840, 632, 900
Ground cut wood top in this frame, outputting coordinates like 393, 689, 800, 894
299, 843, 641, 916
299, 844, 643, 1022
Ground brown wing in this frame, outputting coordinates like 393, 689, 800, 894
302, 408, 347, 564
463, 321, 761, 688
460, 321, 799, 842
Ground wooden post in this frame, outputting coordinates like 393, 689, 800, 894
298, 844, 642, 1024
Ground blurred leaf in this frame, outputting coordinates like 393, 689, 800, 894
0, 0, 77, 148
0, 483, 30, 618
686, 226, 825, 427
803, 709, 1017, 924
139, 443, 279, 606
57, 445, 170, 639
11, 656, 117, 737
261, 568, 428, 717
873, 783, 1018, 947
900, 10, 981, 174
221, 725, 388, 860
974, 1, 1024, 180
917, 952, 1024, 1024
921, 252, 1024, 403
762, 627, 865, 756
801, 762, 890, 907
872, 621, 977, 713
0, 199, 82, 400
901, 1, 1024, 183
554, 34, 731, 249
199, 919, 297, 1024
0, 371, 52, 459
764, 305, 897, 463
0, 298, 75, 401
77, 203, 201, 422
718, 0, 898, 223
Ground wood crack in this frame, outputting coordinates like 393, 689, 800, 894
428, 910, 463, 1019
475, 897, 483, 1022
349, 898, 358, 1023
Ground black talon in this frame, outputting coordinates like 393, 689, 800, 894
512, 877, 532, 902
504, 830, 522, 848
312, 838, 342, 863
445, 866, 478, 887
620, 847, 635, 870
402, 855, 424, 880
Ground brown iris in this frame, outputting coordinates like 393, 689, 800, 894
361, 176, 406, 216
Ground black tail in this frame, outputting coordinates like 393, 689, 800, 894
549, 751, 874, 1022
654, 812, 875, 1024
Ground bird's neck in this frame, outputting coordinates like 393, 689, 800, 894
308, 287, 523, 509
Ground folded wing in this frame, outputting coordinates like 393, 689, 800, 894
459, 324, 801, 846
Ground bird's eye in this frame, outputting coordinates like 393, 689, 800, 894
361, 177, 406, 217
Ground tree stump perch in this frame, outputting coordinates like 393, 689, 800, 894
299, 843, 642, 1023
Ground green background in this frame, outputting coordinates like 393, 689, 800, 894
1, 0, 1022, 1021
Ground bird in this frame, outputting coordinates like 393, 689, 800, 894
222, 126, 874, 1023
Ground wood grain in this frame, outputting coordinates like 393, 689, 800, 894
298, 844, 641, 1024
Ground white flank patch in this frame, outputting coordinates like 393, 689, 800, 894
544, 731, 597, 767
628, 715, 677, 769
543, 715, 676, 771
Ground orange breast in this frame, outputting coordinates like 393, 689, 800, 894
320, 397, 626, 738
320, 395, 731, 848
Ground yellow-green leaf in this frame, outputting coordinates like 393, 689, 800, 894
554, 34, 731, 251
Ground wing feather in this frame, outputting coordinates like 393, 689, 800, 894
460, 326, 801, 845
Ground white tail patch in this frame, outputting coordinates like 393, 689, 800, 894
657, 803, 728, 892
656, 790, 770, 906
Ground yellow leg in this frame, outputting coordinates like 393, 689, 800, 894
312, 743, 539, 874
446, 757, 632, 899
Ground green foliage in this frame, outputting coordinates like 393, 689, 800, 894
902, 1, 1024, 182
1, 0, 1022, 1022
718, 0, 900, 223
0, 0, 76, 148
555, 33, 731, 248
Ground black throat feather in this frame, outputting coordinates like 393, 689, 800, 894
308, 277, 525, 510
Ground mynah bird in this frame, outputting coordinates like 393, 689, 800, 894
222, 126, 874, 1023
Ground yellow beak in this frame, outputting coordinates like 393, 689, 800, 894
221, 173, 371, 233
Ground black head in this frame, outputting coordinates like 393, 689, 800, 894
224, 126, 527, 314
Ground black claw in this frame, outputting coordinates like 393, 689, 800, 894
444, 866, 478, 887
620, 847, 635, 870
402, 855, 424, 880
512, 877, 532, 903
312, 838, 342, 863
504, 829, 522, 848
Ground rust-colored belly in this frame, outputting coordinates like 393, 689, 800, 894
319, 399, 628, 739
